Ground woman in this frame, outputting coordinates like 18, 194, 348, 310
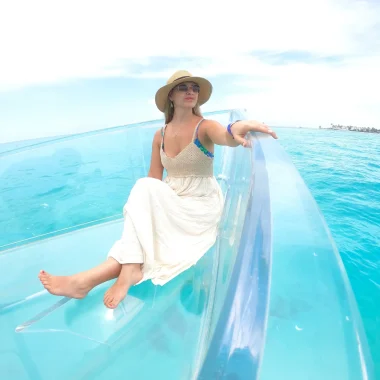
38, 70, 278, 309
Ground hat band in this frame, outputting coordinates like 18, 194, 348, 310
173, 76, 191, 82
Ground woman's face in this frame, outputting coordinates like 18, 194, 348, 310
169, 81, 200, 110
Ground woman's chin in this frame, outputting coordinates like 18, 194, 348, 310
184, 102, 197, 109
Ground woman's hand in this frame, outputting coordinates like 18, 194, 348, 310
230, 120, 278, 147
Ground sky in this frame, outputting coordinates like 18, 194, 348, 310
0, 0, 379, 143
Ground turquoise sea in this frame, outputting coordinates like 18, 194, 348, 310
278, 127, 380, 376
1, 124, 379, 376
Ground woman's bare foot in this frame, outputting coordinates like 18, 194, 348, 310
103, 264, 143, 309
38, 270, 92, 299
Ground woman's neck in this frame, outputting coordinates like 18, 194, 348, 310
171, 108, 196, 125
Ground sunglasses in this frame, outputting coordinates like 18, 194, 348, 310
175, 83, 200, 93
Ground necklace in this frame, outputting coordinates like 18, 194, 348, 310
170, 124, 181, 138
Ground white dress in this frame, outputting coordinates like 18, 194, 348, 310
107, 119, 224, 286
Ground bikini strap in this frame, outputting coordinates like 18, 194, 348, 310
193, 118, 205, 141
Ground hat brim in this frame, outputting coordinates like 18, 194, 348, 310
155, 76, 213, 112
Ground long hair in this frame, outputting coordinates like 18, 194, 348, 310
164, 91, 203, 124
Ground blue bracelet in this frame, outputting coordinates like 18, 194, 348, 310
227, 120, 241, 139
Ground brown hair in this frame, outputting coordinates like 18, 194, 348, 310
164, 90, 203, 124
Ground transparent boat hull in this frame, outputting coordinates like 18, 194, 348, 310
0, 110, 373, 379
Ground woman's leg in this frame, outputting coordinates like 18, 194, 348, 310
38, 257, 122, 299
103, 263, 143, 309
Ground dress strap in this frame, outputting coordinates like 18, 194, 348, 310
192, 118, 204, 141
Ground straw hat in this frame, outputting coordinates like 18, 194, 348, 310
155, 70, 213, 112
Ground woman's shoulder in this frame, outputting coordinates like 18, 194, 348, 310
200, 118, 223, 129
152, 127, 164, 144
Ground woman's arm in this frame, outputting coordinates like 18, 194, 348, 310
204, 119, 278, 147
203, 119, 241, 147
147, 129, 164, 180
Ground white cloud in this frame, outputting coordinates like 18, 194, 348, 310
1, 0, 379, 88
220, 55, 380, 128
0, 0, 379, 127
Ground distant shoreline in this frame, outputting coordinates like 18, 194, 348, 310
272, 126, 379, 134
319, 124, 380, 134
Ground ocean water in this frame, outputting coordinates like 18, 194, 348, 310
1, 125, 379, 376
277, 127, 380, 376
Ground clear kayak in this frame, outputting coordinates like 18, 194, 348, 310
0, 109, 374, 379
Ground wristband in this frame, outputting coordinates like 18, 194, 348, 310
227, 120, 241, 139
